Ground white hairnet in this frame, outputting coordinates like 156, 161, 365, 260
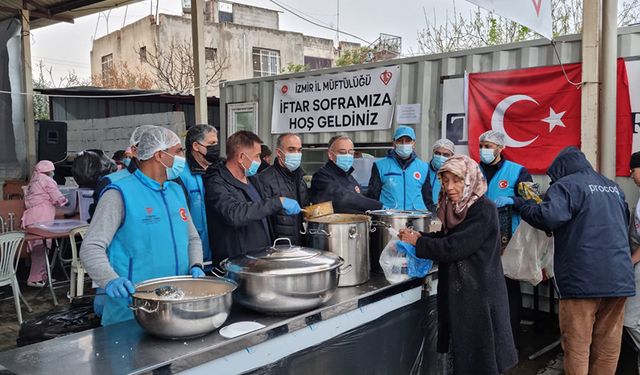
129, 125, 157, 147
136, 127, 182, 160
432, 138, 455, 154
479, 130, 505, 146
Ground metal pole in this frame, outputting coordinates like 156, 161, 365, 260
191, 0, 208, 124
21, 8, 36, 176
581, 0, 601, 170
599, 0, 617, 178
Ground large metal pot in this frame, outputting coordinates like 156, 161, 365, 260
221, 238, 347, 315
306, 214, 371, 287
130, 276, 237, 339
368, 210, 432, 274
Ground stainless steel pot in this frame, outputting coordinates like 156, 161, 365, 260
306, 214, 371, 287
368, 210, 431, 274
130, 276, 237, 339
221, 238, 348, 315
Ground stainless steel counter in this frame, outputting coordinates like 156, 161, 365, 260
0, 274, 431, 375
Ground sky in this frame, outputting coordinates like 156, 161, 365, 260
30, 0, 476, 82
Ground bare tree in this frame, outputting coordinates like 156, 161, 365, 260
91, 62, 154, 90
33, 60, 92, 120
418, 0, 640, 54
142, 38, 228, 93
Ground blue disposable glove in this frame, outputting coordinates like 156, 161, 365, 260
105, 277, 136, 298
494, 196, 514, 208
191, 266, 206, 278
281, 198, 301, 215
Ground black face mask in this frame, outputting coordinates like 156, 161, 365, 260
204, 144, 220, 163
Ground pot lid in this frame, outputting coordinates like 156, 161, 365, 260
367, 209, 431, 218
223, 238, 344, 275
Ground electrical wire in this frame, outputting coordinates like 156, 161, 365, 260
550, 40, 583, 88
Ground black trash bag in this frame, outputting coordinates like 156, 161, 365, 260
71, 149, 117, 189
17, 298, 101, 347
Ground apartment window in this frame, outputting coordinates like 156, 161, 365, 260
304, 56, 332, 70
139, 46, 147, 62
252, 48, 280, 77
101, 53, 113, 79
205, 47, 217, 61
218, 1, 233, 23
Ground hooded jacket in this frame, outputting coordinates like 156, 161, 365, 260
515, 147, 635, 299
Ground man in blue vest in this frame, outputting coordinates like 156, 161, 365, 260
80, 126, 205, 326
179, 124, 219, 266
478, 129, 532, 348
423, 138, 455, 213
366, 126, 430, 210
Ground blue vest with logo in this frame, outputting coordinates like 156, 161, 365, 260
179, 167, 211, 262
484, 160, 523, 234
426, 165, 441, 205
101, 170, 191, 326
375, 154, 429, 210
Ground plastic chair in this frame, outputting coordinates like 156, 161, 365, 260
68, 225, 89, 297
0, 232, 33, 324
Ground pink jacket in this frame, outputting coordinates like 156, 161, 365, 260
22, 171, 68, 228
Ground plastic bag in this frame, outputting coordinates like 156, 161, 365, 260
396, 241, 433, 278
502, 220, 554, 285
71, 149, 117, 189
379, 232, 410, 284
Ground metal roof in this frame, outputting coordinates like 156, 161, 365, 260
0, 0, 142, 28
36, 86, 220, 104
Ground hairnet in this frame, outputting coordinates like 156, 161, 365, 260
136, 127, 182, 161
129, 125, 157, 147
432, 138, 455, 154
479, 130, 505, 146
35, 160, 55, 174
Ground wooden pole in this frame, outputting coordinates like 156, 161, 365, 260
21, 8, 36, 176
191, 0, 208, 124
581, 0, 601, 170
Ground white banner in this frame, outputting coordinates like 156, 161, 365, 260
465, 0, 552, 40
271, 66, 400, 134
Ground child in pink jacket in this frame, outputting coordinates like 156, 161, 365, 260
21, 160, 68, 287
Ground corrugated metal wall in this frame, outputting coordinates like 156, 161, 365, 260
219, 25, 640, 162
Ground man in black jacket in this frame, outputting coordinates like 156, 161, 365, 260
256, 133, 310, 245
310, 135, 382, 214
204, 131, 301, 267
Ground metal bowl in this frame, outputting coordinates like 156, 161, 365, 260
130, 276, 237, 339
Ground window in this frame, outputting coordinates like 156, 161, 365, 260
218, 1, 233, 22
304, 56, 331, 70
205, 47, 217, 61
139, 47, 147, 62
227, 102, 258, 134
101, 54, 113, 79
252, 48, 280, 77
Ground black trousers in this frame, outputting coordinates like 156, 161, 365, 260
505, 277, 522, 348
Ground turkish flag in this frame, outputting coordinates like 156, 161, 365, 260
467, 59, 633, 176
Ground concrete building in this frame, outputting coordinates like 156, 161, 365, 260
90, 1, 359, 97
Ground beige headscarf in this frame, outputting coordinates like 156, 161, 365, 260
436, 154, 487, 231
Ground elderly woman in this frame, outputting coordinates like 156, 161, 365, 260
398, 154, 517, 375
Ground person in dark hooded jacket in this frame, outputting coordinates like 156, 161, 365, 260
515, 146, 635, 375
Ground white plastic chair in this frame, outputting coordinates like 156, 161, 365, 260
0, 232, 32, 324
68, 225, 89, 297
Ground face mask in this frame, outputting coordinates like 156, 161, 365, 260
161, 152, 186, 180
241, 153, 261, 177
203, 144, 220, 163
334, 154, 354, 172
49, 172, 55, 178
122, 158, 131, 167
283, 153, 302, 172
395, 144, 413, 159
432, 154, 448, 170
480, 149, 496, 164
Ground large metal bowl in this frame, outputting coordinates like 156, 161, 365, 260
130, 276, 237, 339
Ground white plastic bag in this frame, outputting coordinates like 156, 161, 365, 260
379, 228, 410, 284
502, 221, 554, 285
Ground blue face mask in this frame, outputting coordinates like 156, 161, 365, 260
122, 158, 131, 167
283, 153, 302, 172
162, 152, 186, 180
242, 154, 261, 177
395, 144, 413, 159
480, 148, 496, 164
334, 154, 354, 172
432, 154, 448, 170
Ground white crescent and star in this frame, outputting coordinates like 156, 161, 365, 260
491, 94, 566, 148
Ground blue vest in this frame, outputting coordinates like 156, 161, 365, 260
101, 170, 191, 326
426, 165, 441, 205
179, 167, 211, 262
484, 160, 523, 234
375, 154, 429, 210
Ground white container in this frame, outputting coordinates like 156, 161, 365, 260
77, 189, 94, 222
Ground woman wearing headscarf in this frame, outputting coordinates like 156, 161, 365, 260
21, 160, 69, 287
398, 155, 517, 375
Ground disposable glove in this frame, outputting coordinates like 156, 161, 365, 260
494, 196, 514, 208
281, 198, 301, 215
191, 266, 206, 278
105, 277, 136, 298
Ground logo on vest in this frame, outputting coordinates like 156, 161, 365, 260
414, 171, 421, 180
143, 207, 160, 225
355, 186, 361, 194
145, 207, 154, 215
498, 180, 509, 189
179, 208, 188, 222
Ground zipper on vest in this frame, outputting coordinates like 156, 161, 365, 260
161, 189, 181, 275
403, 169, 406, 210
128, 258, 133, 281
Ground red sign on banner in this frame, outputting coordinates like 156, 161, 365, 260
467, 59, 633, 176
